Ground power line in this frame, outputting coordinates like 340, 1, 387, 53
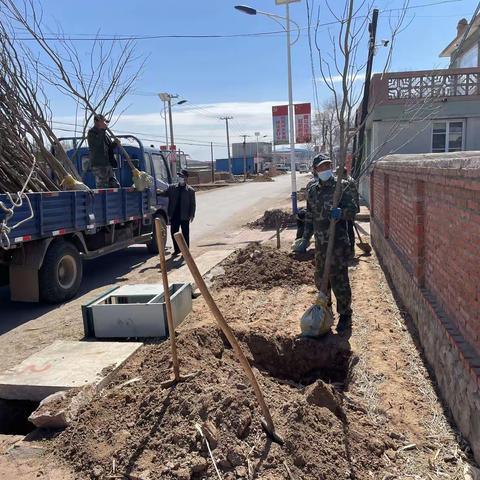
51, 120, 226, 148
11, 0, 462, 42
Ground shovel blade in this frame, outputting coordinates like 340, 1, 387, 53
356, 242, 372, 254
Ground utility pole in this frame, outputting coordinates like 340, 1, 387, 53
352, 8, 378, 179
255, 132, 260, 174
210, 142, 215, 183
167, 95, 178, 150
240, 134, 249, 182
220, 116, 233, 175
159, 92, 180, 180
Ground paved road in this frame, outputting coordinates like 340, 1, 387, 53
0, 174, 308, 368
174, 173, 307, 248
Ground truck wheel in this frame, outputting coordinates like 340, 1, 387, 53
147, 215, 167, 254
39, 240, 83, 303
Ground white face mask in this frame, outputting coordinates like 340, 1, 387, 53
317, 170, 333, 182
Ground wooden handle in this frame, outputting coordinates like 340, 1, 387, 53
353, 222, 363, 243
105, 126, 136, 171
174, 231, 276, 434
319, 165, 347, 293
155, 219, 180, 381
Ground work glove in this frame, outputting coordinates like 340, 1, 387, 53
292, 237, 309, 253
329, 207, 342, 221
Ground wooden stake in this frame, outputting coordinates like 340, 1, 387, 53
174, 232, 283, 444
275, 217, 281, 249
155, 219, 196, 388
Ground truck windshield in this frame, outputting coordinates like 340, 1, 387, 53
151, 153, 169, 182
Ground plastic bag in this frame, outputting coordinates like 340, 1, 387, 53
292, 237, 310, 253
132, 169, 153, 192
300, 291, 334, 337
61, 174, 90, 191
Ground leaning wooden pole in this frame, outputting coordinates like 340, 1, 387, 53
155, 219, 180, 382
174, 232, 283, 444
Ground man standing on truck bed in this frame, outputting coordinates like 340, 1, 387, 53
163, 169, 196, 257
87, 114, 120, 189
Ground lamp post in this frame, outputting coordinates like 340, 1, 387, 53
158, 93, 187, 179
235, 2, 300, 212
255, 132, 268, 174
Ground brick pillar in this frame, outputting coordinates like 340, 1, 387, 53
384, 173, 390, 239
370, 170, 375, 218
414, 179, 425, 286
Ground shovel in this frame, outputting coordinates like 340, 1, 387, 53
353, 222, 372, 254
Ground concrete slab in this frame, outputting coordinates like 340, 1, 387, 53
168, 249, 234, 286
0, 341, 142, 401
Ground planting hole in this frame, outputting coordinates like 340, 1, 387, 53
0, 399, 39, 435
240, 331, 353, 387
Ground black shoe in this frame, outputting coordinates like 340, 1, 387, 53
337, 314, 352, 332
172, 251, 180, 258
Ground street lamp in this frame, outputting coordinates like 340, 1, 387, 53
158, 93, 187, 179
235, 3, 301, 212
254, 132, 268, 174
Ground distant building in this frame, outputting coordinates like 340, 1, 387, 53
439, 17, 480, 68
271, 148, 314, 170
355, 14, 480, 203
216, 157, 254, 175
232, 141, 273, 173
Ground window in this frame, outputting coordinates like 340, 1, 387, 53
151, 153, 170, 182
458, 43, 479, 68
143, 153, 152, 175
432, 120, 464, 153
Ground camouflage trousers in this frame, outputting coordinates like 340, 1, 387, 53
314, 241, 352, 316
92, 166, 120, 189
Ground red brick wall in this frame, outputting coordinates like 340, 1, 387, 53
372, 157, 480, 355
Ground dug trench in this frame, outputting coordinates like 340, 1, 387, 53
8, 242, 475, 479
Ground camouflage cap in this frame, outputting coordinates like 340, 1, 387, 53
312, 154, 331, 168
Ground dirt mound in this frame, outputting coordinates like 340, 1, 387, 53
248, 209, 296, 229
252, 175, 274, 182
55, 324, 389, 480
215, 244, 314, 290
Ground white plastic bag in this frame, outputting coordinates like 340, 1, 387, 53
132, 169, 153, 192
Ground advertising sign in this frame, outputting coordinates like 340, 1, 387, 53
272, 105, 289, 145
294, 103, 311, 144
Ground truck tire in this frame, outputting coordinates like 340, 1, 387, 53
39, 240, 83, 303
147, 215, 167, 254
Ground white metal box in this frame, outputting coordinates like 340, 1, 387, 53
82, 283, 192, 339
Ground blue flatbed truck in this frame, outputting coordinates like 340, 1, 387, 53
0, 136, 173, 303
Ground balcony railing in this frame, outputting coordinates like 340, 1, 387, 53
370, 67, 480, 105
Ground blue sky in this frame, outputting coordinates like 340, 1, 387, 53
37, 0, 477, 160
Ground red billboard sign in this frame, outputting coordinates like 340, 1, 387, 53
272, 105, 289, 145
294, 103, 311, 144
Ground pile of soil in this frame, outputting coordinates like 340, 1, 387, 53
252, 175, 274, 182
248, 209, 296, 229
55, 323, 391, 480
215, 244, 314, 290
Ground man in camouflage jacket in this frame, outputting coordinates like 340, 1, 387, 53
301, 156, 358, 331
87, 114, 120, 189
